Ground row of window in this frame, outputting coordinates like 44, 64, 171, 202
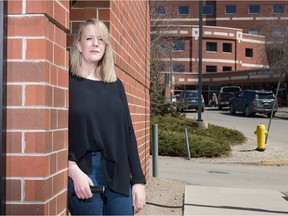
172, 64, 233, 73
172, 40, 253, 57
155, 4, 286, 15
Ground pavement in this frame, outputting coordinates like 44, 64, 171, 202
184, 185, 288, 215
275, 106, 288, 119
183, 106, 288, 215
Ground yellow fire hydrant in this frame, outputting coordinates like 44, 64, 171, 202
254, 123, 268, 151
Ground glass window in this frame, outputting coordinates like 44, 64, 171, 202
158, 64, 166, 72
273, 28, 285, 37
154, 6, 166, 15
249, 5, 260, 14
203, 5, 213, 15
273, 5, 284, 14
172, 39, 185, 51
248, 28, 261, 35
178, 6, 189, 15
206, 42, 217, 52
173, 64, 185, 72
245, 48, 253, 57
223, 43, 232, 53
225, 5, 236, 14
223, 66, 232, 72
206, 66, 217, 72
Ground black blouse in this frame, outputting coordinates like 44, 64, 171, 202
69, 73, 146, 195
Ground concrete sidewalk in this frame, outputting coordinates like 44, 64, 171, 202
184, 185, 288, 215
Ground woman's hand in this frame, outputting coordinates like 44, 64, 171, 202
132, 183, 146, 214
68, 161, 94, 199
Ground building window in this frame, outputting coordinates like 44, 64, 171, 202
248, 28, 261, 35
245, 48, 253, 57
173, 64, 185, 72
203, 5, 213, 15
158, 64, 166, 72
172, 39, 185, 51
223, 66, 232, 72
178, 6, 189, 15
206, 65, 217, 73
206, 66, 217, 72
154, 6, 166, 15
225, 5, 236, 14
249, 5, 260, 14
273, 28, 285, 37
206, 42, 217, 52
273, 5, 284, 14
223, 43, 232, 53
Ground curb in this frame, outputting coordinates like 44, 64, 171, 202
192, 159, 288, 166
261, 159, 288, 165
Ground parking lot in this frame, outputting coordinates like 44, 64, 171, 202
185, 106, 288, 150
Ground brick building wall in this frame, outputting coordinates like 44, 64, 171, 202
151, 0, 288, 100
3, 0, 150, 214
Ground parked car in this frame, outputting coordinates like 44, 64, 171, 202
218, 86, 242, 110
178, 90, 205, 112
229, 90, 278, 117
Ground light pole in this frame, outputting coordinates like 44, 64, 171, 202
169, 46, 173, 102
197, 0, 203, 122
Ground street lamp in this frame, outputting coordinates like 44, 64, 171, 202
197, 0, 203, 122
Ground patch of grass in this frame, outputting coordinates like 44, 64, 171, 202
151, 115, 246, 158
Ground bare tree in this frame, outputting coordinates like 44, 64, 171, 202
150, 1, 183, 102
255, 9, 288, 143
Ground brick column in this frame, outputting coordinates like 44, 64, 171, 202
5, 0, 69, 214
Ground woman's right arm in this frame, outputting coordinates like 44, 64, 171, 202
68, 160, 94, 199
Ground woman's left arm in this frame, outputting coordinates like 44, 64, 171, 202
132, 183, 146, 214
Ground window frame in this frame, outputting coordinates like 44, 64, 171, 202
223, 66, 232, 72
206, 42, 217, 52
225, 5, 237, 14
249, 5, 260, 14
173, 64, 185, 73
206, 65, 217, 73
248, 28, 261, 35
178, 6, 189, 15
154, 6, 166, 15
245, 48, 253, 57
172, 39, 185, 51
223, 43, 232, 53
273, 4, 284, 14
203, 5, 213, 15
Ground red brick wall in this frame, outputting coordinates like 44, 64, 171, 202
5, 0, 69, 214
69, 1, 150, 179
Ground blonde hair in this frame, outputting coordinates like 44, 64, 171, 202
70, 19, 117, 83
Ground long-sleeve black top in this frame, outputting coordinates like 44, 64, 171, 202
69, 73, 146, 195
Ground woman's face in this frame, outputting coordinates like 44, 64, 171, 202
77, 24, 106, 65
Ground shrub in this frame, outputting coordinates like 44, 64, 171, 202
151, 115, 246, 158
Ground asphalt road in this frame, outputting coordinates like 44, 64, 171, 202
185, 107, 288, 149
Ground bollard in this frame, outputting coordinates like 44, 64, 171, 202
184, 128, 191, 160
254, 123, 268, 151
152, 124, 158, 177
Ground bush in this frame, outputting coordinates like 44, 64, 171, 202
151, 115, 246, 158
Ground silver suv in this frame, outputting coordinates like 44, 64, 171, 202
229, 90, 278, 117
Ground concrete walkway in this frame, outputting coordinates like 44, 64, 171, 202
184, 185, 288, 215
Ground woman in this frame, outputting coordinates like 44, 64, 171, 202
68, 18, 146, 215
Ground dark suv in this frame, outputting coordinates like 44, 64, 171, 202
178, 90, 205, 112
229, 90, 278, 117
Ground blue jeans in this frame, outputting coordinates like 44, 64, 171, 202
68, 152, 133, 215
